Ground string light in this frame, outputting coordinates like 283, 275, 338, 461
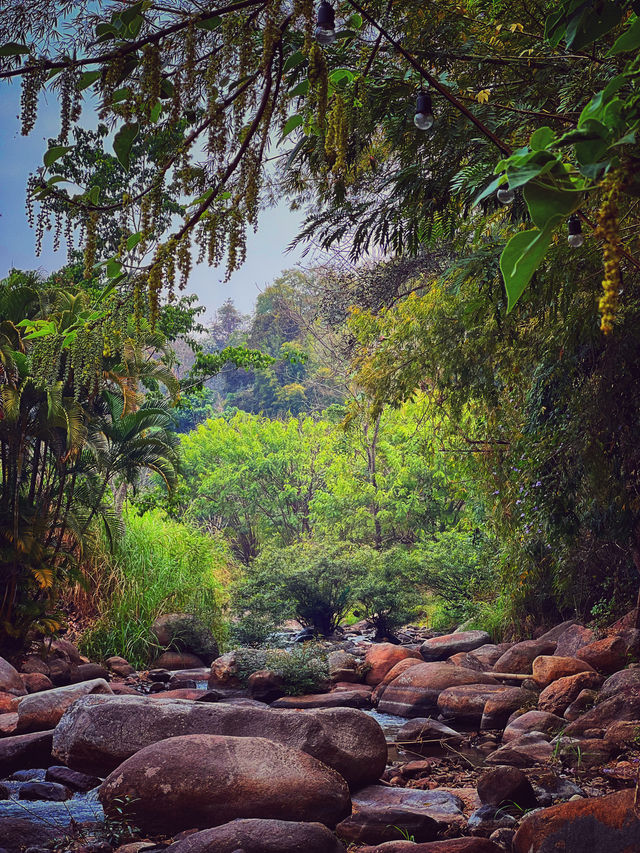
568, 213, 584, 247
414, 90, 434, 131
316, 1, 336, 45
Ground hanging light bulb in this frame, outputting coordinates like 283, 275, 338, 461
315, 1, 336, 45
414, 90, 434, 131
497, 180, 515, 205
568, 213, 584, 247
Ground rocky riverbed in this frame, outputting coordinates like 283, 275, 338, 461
3, 612, 640, 852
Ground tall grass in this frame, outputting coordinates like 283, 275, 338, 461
80, 509, 233, 668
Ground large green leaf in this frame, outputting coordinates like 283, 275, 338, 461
44, 146, 73, 168
0, 43, 30, 56
523, 180, 581, 229
608, 14, 640, 53
500, 226, 554, 313
113, 123, 139, 171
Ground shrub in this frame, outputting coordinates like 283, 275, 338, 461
80, 509, 233, 668
232, 644, 329, 695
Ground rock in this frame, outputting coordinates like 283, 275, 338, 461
531, 656, 594, 687
48, 638, 83, 664
16, 678, 114, 733
513, 787, 640, 852
165, 818, 346, 853
550, 735, 614, 769
364, 644, 422, 687
45, 765, 102, 791
535, 621, 579, 643
454, 644, 509, 671
575, 636, 626, 674
247, 669, 285, 702
0, 657, 26, 697
336, 785, 464, 845
493, 640, 556, 675
19, 780, 72, 801
604, 719, 640, 745
328, 651, 360, 683
150, 614, 219, 663
395, 717, 463, 755
420, 631, 491, 662
537, 671, 602, 715
503, 710, 566, 743
481, 688, 535, 731
0, 692, 15, 712
553, 624, 595, 658
99, 733, 351, 834
71, 663, 110, 683
52, 694, 386, 789
0, 782, 9, 799
0, 712, 18, 735
599, 667, 640, 701
272, 689, 371, 709
47, 657, 72, 686
20, 657, 50, 676
22, 673, 54, 693
489, 828, 516, 851
477, 766, 538, 809
105, 655, 135, 678
468, 804, 517, 832
208, 651, 246, 687
486, 732, 554, 767
563, 688, 597, 721
0, 730, 53, 775
377, 663, 498, 718
371, 658, 423, 704
355, 838, 503, 852
564, 688, 640, 736
437, 684, 512, 725
0, 817, 63, 853
151, 651, 204, 670
148, 668, 171, 682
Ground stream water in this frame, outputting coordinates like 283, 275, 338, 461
0, 770, 104, 832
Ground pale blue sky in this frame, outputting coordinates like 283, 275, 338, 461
0, 84, 307, 316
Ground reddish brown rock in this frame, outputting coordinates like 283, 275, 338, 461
470, 644, 511, 670
49, 638, 84, 664
247, 669, 285, 702
0, 656, 26, 697
328, 651, 360, 683
106, 656, 136, 677
152, 651, 204, 670
356, 840, 503, 852
493, 641, 556, 675
531, 656, 594, 687
477, 765, 537, 809
420, 631, 490, 662
52, 694, 386, 789
0, 730, 54, 774
553, 624, 595, 658
336, 785, 464, 845
70, 662, 110, 683
209, 651, 243, 687
481, 688, 536, 731
272, 689, 371, 709
485, 733, 553, 767
537, 670, 603, 715
535, 620, 579, 643
564, 688, 597, 721
20, 656, 50, 675
48, 657, 72, 686
0, 711, 18, 735
599, 667, 640, 701
564, 688, 640, 736
575, 636, 627, 674
551, 736, 614, 769
437, 684, 512, 725
148, 687, 207, 700
16, 677, 113, 733
603, 719, 640, 745
503, 710, 565, 743
22, 672, 54, 693
448, 652, 485, 670
513, 788, 640, 852
371, 658, 423, 703
164, 819, 347, 853
364, 644, 422, 687
395, 718, 463, 755
377, 663, 498, 718
0, 816, 63, 853
99, 734, 351, 834
0, 691, 15, 711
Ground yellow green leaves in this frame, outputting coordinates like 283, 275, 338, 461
500, 226, 554, 313
113, 123, 139, 171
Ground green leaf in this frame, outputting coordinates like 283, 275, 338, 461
283, 51, 305, 73
78, 70, 101, 91
281, 114, 304, 138
330, 68, 355, 84
113, 122, 139, 170
106, 258, 122, 279
44, 146, 73, 168
196, 15, 222, 30
111, 87, 131, 104
0, 43, 30, 56
46, 175, 71, 186
608, 14, 640, 53
523, 180, 581, 230
189, 188, 214, 207
347, 12, 363, 28
87, 185, 100, 205
150, 101, 162, 123
126, 232, 143, 250
500, 225, 554, 312
530, 126, 556, 150
288, 80, 309, 97
506, 153, 557, 189
471, 175, 503, 207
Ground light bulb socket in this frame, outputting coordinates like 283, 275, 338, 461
416, 90, 432, 116
568, 214, 582, 236
317, 1, 335, 30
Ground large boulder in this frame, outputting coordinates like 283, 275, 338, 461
480, 687, 536, 731
503, 710, 565, 743
564, 688, 640, 736
0, 657, 26, 697
356, 842, 502, 853
99, 734, 351, 834
16, 677, 113, 733
272, 689, 371, 709
493, 640, 556, 675
150, 613, 219, 664
328, 651, 360, 683
371, 658, 423, 704
575, 636, 627, 674
513, 788, 640, 852
336, 785, 465, 845
0, 730, 53, 775
537, 671, 603, 716
531, 655, 594, 687
52, 694, 386, 789
0, 816, 63, 853
420, 631, 490, 662
395, 718, 463, 756
477, 765, 537, 809
364, 644, 422, 687
152, 651, 205, 670
599, 667, 640, 701
552, 624, 595, 658
437, 684, 512, 725
165, 819, 346, 853
485, 733, 554, 767
377, 663, 497, 718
